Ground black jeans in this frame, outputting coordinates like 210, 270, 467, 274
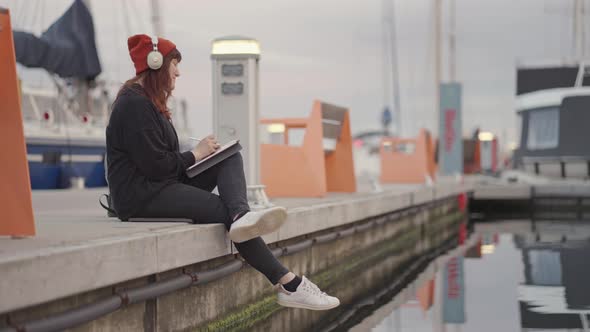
133, 153, 289, 284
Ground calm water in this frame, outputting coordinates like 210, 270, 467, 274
350, 220, 590, 332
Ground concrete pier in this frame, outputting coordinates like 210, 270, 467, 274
470, 178, 590, 220
0, 180, 470, 331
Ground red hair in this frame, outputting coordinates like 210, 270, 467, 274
116, 48, 182, 119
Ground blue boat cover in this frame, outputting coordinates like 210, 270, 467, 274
13, 0, 102, 81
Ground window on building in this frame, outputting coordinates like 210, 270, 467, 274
527, 107, 559, 150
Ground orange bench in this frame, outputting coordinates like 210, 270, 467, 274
380, 129, 436, 184
260, 100, 356, 197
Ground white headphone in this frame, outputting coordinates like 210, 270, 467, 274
147, 35, 163, 70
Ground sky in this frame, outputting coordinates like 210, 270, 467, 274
3, 0, 586, 151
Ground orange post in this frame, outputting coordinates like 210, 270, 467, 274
380, 129, 436, 184
324, 105, 356, 193
463, 138, 481, 174
0, 8, 36, 236
416, 278, 435, 311
261, 100, 356, 197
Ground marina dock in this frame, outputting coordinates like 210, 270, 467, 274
470, 177, 590, 220
0, 180, 469, 331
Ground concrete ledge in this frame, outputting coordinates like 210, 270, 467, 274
152, 224, 231, 272
0, 183, 468, 315
534, 184, 590, 196
0, 224, 231, 314
412, 187, 435, 205
473, 182, 590, 200
277, 192, 412, 242
474, 184, 531, 199
0, 232, 157, 314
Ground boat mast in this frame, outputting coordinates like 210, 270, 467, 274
573, 0, 587, 87
381, 0, 391, 132
389, 0, 401, 136
382, 0, 402, 136
449, 0, 456, 82
434, 0, 442, 137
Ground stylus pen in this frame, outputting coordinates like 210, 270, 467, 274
189, 137, 202, 142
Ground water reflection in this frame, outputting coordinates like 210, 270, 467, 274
351, 221, 590, 332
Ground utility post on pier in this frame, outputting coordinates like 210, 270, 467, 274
210, 37, 271, 208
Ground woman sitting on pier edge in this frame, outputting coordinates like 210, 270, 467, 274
105, 34, 339, 311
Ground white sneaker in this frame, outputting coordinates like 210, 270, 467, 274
229, 206, 287, 243
277, 276, 340, 310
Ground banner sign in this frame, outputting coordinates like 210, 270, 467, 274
439, 83, 463, 175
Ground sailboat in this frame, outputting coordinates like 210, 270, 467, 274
13, 0, 192, 189
14, 0, 107, 189
512, 1, 590, 180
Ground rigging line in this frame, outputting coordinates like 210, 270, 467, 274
121, 0, 133, 37
116, 0, 135, 82
410, 2, 425, 136
351, 2, 362, 132
26, 0, 40, 33
25, 0, 43, 88
400, 0, 417, 136
557, 0, 564, 55
114, 0, 122, 83
376, 0, 384, 115
582, 0, 586, 58
6, 0, 14, 21
390, 0, 401, 136
128, 0, 147, 33
574, 0, 579, 58
562, 0, 567, 57
39, 0, 45, 34
36, 0, 46, 88
12, 0, 20, 29
449, 0, 456, 82
421, 0, 434, 131
130, 0, 144, 35
381, 0, 392, 110
28, 0, 37, 30
14, 0, 28, 30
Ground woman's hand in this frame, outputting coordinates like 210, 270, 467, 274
191, 135, 220, 161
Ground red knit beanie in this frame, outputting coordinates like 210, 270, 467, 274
127, 34, 177, 75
